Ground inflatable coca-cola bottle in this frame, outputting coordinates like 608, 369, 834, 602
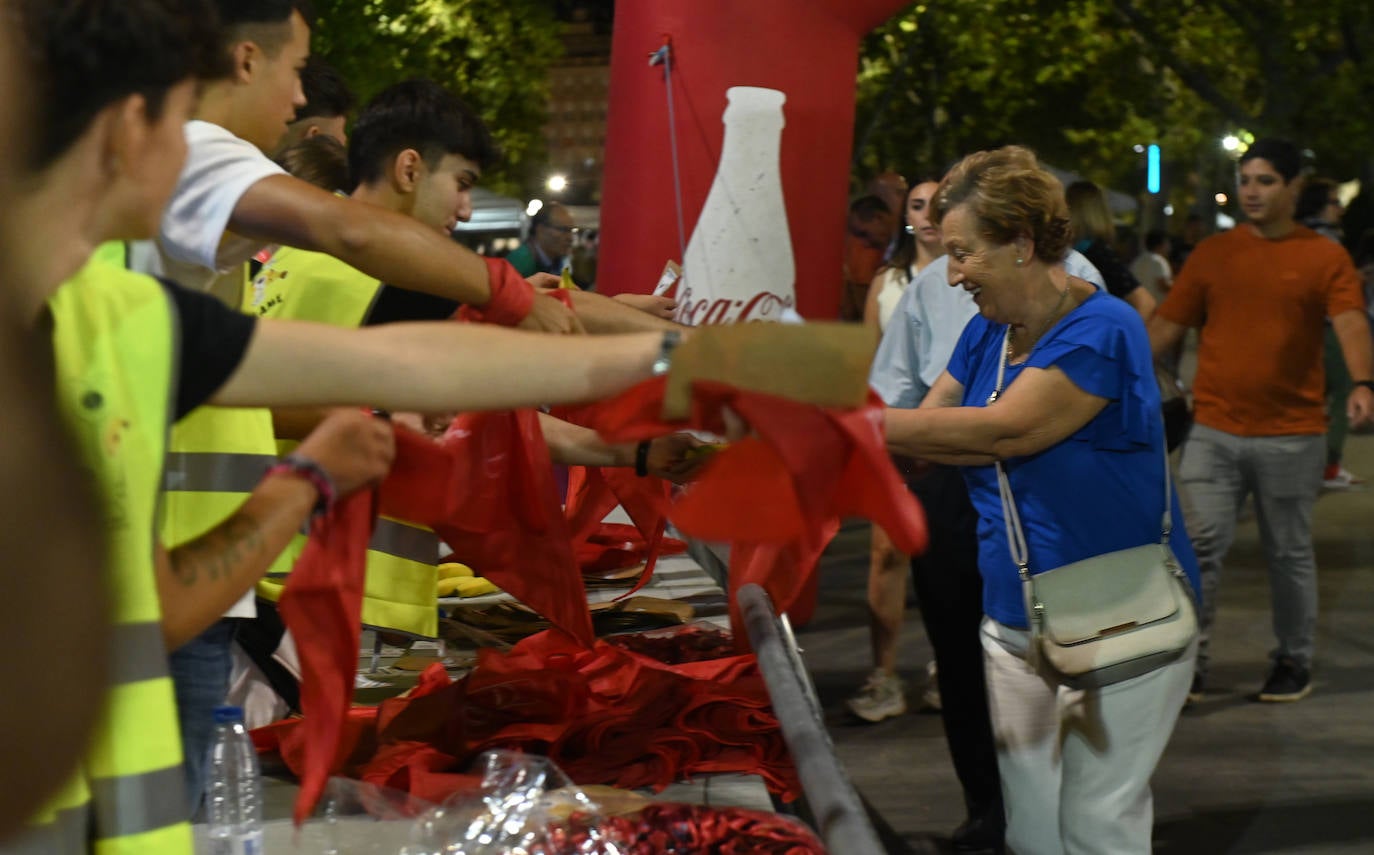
676, 87, 796, 325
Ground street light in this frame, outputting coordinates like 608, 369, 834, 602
1221, 135, 1242, 153
547, 174, 568, 193
526, 199, 544, 217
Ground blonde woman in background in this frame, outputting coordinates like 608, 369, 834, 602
1065, 180, 1155, 321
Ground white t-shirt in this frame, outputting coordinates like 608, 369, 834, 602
1129, 251, 1172, 303
873, 265, 914, 331
129, 120, 284, 620
128, 120, 285, 297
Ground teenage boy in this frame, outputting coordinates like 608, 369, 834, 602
275, 55, 353, 150
1149, 139, 1374, 702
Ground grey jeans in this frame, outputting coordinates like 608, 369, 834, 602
1177, 424, 1324, 674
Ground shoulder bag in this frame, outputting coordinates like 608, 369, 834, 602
990, 327, 1197, 689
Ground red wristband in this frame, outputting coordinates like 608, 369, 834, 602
467, 257, 536, 327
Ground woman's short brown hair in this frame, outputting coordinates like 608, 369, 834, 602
931, 146, 1072, 263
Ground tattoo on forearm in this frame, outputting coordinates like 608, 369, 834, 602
171, 513, 264, 588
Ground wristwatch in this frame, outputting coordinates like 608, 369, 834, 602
651, 330, 682, 377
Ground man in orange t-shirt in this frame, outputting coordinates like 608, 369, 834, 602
1150, 139, 1374, 704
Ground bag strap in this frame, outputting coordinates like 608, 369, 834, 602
991, 325, 1173, 584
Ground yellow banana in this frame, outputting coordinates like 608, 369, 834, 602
437, 562, 475, 580
437, 575, 501, 598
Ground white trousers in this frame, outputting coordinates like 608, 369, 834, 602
981, 618, 1194, 855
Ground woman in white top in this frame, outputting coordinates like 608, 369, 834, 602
863, 178, 945, 332
847, 177, 948, 724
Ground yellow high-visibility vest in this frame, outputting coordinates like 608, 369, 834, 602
19, 254, 194, 854
247, 248, 439, 638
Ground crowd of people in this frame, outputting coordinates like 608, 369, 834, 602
846, 140, 1374, 851
4, 2, 1373, 855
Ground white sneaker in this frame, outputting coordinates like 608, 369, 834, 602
920, 660, 942, 711
846, 668, 907, 723
1322, 466, 1366, 492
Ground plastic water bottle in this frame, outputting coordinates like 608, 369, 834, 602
205, 705, 265, 855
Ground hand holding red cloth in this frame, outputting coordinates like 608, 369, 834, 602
582, 377, 927, 635
382, 418, 596, 647
276, 489, 378, 824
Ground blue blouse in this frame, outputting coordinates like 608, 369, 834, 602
946, 291, 1202, 628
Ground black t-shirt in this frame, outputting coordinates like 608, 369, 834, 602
362, 285, 461, 327
159, 279, 257, 420
1078, 239, 1141, 301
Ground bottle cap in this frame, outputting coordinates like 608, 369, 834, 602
212, 705, 245, 724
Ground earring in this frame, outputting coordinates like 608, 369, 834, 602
1015, 257, 1023, 266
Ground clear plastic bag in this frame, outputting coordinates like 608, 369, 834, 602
401, 751, 620, 855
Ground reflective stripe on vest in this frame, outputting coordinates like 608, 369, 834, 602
40, 256, 192, 854
162, 451, 277, 493
256, 517, 441, 638
108, 621, 172, 687
372, 517, 440, 564
361, 518, 440, 637
90, 766, 187, 841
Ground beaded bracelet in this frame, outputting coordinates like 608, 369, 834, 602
265, 453, 337, 518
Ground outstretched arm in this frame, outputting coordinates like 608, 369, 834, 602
885, 365, 1108, 464
228, 175, 578, 333
210, 320, 667, 413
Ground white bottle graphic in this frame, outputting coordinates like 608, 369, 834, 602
677, 86, 796, 325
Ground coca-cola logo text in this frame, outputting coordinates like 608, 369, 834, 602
673, 284, 795, 325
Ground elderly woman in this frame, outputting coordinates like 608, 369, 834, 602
883, 147, 1201, 854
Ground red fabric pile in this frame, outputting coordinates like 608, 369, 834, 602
556, 803, 826, 854
254, 627, 800, 805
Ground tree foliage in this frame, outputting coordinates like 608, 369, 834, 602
310, 0, 564, 195
855, 0, 1374, 210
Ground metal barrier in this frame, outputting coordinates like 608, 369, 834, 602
738, 583, 886, 855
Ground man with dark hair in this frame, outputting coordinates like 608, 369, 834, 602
276, 55, 354, 150
1150, 138, 1374, 703
508, 202, 580, 279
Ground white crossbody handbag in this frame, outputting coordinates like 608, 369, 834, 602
990, 327, 1198, 689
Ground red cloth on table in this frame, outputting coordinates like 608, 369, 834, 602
581, 377, 928, 639
256, 629, 801, 803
